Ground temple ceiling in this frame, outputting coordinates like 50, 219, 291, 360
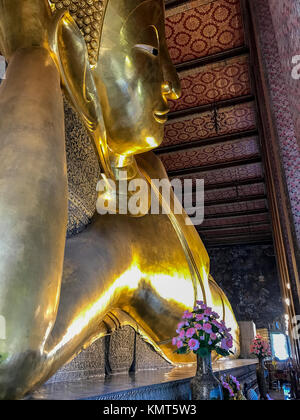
160, 0, 271, 247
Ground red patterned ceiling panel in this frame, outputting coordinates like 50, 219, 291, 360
169, 55, 251, 112
170, 163, 264, 187
160, 136, 259, 172
237, 182, 265, 197
203, 182, 265, 202
163, 102, 256, 146
165, 0, 244, 65
201, 213, 270, 228
204, 199, 267, 216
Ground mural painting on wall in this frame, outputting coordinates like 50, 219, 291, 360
209, 245, 284, 329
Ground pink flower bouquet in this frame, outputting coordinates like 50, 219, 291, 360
172, 301, 234, 358
250, 335, 272, 359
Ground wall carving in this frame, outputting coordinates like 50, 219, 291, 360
208, 245, 284, 329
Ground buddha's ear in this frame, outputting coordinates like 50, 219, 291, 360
48, 11, 112, 176
49, 11, 101, 130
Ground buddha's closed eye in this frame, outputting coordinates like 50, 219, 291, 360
133, 44, 159, 57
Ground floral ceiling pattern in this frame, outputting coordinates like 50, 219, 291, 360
165, 0, 244, 64
169, 55, 251, 112
163, 101, 256, 147
160, 136, 259, 172
161, 0, 271, 245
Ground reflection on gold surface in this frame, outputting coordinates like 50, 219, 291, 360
0, 0, 239, 399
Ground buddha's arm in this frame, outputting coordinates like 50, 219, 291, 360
0, 1, 68, 398
136, 152, 240, 357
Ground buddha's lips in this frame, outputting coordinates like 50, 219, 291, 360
154, 110, 169, 124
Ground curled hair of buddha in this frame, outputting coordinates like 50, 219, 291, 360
49, 0, 108, 65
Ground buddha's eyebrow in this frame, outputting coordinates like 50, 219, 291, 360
133, 44, 159, 56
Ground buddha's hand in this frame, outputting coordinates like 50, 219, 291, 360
0, 0, 55, 60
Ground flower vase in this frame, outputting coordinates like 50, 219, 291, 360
256, 358, 268, 400
190, 352, 223, 400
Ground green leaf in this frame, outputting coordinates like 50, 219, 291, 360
216, 348, 230, 357
176, 346, 188, 354
196, 347, 209, 358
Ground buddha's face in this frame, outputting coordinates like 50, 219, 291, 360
93, 0, 181, 156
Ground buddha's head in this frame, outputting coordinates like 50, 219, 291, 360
94, 0, 181, 155
51, 0, 181, 170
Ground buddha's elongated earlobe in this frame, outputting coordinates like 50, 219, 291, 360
48, 10, 113, 179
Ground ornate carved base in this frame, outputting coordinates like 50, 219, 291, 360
29, 355, 258, 400
45, 326, 170, 385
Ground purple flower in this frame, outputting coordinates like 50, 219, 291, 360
186, 327, 196, 338
203, 323, 212, 333
204, 308, 212, 316
182, 311, 193, 319
221, 338, 229, 351
172, 337, 178, 346
212, 320, 222, 330
230, 375, 240, 390
195, 313, 204, 321
210, 333, 217, 341
176, 340, 184, 349
196, 301, 207, 310
188, 339, 200, 351
211, 311, 220, 319
177, 321, 185, 330
226, 338, 233, 349
195, 323, 202, 330
179, 330, 185, 339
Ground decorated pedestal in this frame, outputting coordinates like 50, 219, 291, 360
29, 327, 258, 400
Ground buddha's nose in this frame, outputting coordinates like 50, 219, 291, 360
161, 52, 182, 100
161, 78, 181, 101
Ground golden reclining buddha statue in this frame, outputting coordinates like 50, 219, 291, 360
0, 0, 240, 399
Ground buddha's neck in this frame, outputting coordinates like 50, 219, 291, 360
109, 152, 139, 181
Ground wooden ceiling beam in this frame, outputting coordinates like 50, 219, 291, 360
168, 95, 254, 121
203, 209, 268, 220
157, 129, 258, 155
175, 46, 249, 72
203, 194, 267, 207
198, 221, 270, 232
165, 0, 189, 9
200, 178, 265, 191
205, 237, 273, 247
202, 233, 272, 242
167, 156, 261, 177
183, 194, 267, 210
202, 231, 272, 240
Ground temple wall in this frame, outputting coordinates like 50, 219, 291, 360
208, 244, 284, 329
268, 0, 300, 149
248, 0, 300, 329
250, 0, 300, 248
